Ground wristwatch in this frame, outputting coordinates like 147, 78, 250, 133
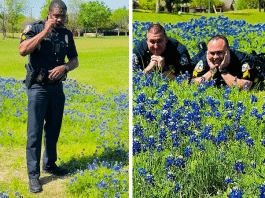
64, 65, 69, 73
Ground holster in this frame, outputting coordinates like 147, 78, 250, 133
24, 63, 36, 89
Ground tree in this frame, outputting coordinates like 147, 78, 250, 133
110, 7, 129, 36
138, 0, 157, 11
65, 0, 83, 36
165, 0, 190, 13
40, 0, 52, 19
78, 1, 111, 37
190, 0, 224, 10
156, 0, 160, 12
5, 0, 26, 39
0, 0, 7, 39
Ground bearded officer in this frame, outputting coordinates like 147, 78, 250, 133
192, 35, 256, 89
19, 0, 78, 193
133, 24, 192, 80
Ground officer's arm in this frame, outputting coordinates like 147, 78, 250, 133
19, 19, 56, 56
193, 69, 215, 84
65, 57, 79, 72
221, 73, 253, 89
19, 31, 48, 56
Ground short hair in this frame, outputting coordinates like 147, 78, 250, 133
208, 35, 230, 49
49, 0, 67, 12
147, 24, 167, 38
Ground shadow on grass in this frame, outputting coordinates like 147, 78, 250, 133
40, 174, 72, 185
59, 147, 129, 174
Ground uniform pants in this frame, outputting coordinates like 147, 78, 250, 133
26, 83, 65, 179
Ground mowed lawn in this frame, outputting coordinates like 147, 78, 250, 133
133, 9, 265, 24
0, 35, 129, 93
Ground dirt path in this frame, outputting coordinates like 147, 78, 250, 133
0, 147, 75, 198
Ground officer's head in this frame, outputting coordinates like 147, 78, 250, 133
146, 24, 168, 56
207, 35, 230, 67
48, 0, 67, 29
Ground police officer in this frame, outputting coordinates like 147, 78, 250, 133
133, 24, 192, 80
19, 0, 78, 193
192, 35, 256, 89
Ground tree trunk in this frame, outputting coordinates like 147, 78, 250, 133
156, 0, 160, 13
2, 18, 6, 39
259, 0, 261, 12
118, 29, 120, 36
12, 24, 14, 39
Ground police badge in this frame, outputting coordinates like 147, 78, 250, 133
242, 62, 250, 72
23, 25, 32, 34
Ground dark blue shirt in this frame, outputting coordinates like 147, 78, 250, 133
20, 19, 78, 72
192, 49, 257, 86
133, 37, 192, 76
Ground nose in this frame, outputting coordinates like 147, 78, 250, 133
153, 43, 158, 48
213, 53, 219, 59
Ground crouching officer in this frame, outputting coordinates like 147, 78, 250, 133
192, 35, 256, 89
19, 0, 78, 193
133, 24, 192, 80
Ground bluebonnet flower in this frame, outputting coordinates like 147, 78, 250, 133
245, 137, 255, 148
138, 168, 147, 177
224, 176, 234, 184
165, 154, 175, 169
251, 95, 258, 104
146, 135, 156, 149
250, 160, 256, 169
161, 109, 170, 122
250, 107, 258, 117
157, 144, 163, 152
226, 111, 233, 119
233, 160, 246, 174
145, 175, 155, 186
166, 171, 175, 181
174, 183, 181, 193
259, 182, 265, 196
184, 146, 193, 157
261, 139, 265, 147
133, 139, 141, 155
227, 186, 244, 198
175, 155, 185, 169
145, 110, 155, 122
136, 92, 146, 104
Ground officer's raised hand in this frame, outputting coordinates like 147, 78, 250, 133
44, 18, 57, 35
218, 50, 230, 71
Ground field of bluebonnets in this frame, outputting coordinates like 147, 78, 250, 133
133, 16, 265, 197
0, 37, 129, 197
0, 77, 128, 198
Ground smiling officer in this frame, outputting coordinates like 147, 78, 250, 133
192, 35, 256, 89
133, 24, 192, 80
19, 0, 78, 193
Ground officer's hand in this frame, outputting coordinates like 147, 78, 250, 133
144, 60, 157, 74
48, 66, 66, 81
206, 54, 218, 71
44, 19, 57, 35
218, 50, 230, 71
151, 55, 165, 71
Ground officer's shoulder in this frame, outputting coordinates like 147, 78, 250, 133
135, 38, 148, 51
231, 49, 247, 59
30, 20, 45, 27
168, 37, 187, 53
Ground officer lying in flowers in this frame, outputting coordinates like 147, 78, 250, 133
19, 0, 78, 193
133, 24, 193, 80
192, 35, 256, 89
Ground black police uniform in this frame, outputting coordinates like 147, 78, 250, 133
133, 37, 193, 77
192, 49, 256, 87
20, 19, 78, 179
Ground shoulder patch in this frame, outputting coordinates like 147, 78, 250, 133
242, 62, 250, 72
180, 54, 188, 66
195, 60, 204, 72
23, 25, 32, 34
21, 34, 26, 41
243, 70, 250, 78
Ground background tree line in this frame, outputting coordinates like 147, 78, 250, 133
136, 0, 265, 13
0, 0, 129, 39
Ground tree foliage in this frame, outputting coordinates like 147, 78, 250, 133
5, 0, 26, 38
40, 0, 52, 19
139, 0, 158, 11
110, 7, 129, 36
235, 0, 260, 10
190, 0, 224, 8
65, 0, 83, 35
78, 1, 111, 36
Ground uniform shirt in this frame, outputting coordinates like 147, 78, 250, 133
20, 19, 78, 72
192, 49, 256, 86
133, 37, 192, 77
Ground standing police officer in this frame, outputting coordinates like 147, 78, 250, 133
133, 24, 192, 80
192, 35, 256, 89
19, 0, 78, 193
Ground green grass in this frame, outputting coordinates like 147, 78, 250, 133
0, 34, 129, 94
133, 9, 265, 24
